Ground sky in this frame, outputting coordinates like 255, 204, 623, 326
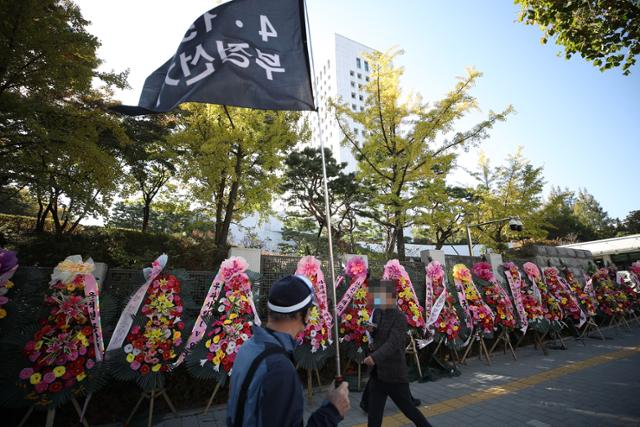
76, 0, 640, 220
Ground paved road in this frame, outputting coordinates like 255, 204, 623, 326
126, 324, 640, 427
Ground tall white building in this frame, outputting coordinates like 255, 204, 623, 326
307, 34, 378, 171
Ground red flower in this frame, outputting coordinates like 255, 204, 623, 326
49, 381, 63, 393
140, 364, 150, 375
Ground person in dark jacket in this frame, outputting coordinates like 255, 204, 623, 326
363, 280, 432, 427
227, 275, 350, 427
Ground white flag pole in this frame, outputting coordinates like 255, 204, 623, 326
302, 0, 342, 383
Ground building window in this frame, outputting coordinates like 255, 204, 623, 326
364, 61, 369, 72
351, 92, 356, 98
350, 70, 354, 76
357, 73, 362, 79
354, 128, 359, 135
351, 81, 355, 87
366, 76, 370, 82
358, 83, 363, 89
356, 58, 361, 69
351, 104, 356, 110
359, 95, 363, 101
360, 106, 364, 111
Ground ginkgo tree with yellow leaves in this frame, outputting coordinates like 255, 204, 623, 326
333, 48, 514, 259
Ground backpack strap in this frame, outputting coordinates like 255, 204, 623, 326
234, 344, 292, 427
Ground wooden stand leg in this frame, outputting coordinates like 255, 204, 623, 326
460, 336, 474, 364
357, 363, 362, 391
410, 334, 423, 378
161, 389, 177, 414
480, 338, 491, 365
70, 396, 91, 427
315, 369, 322, 388
148, 389, 155, 427
126, 392, 147, 425
79, 392, 92, 423
17, 406, 34, 427
45, 407, 55, 427
488, 331, 502, 355
203, 383, 221, 415
306, 369, 313, 403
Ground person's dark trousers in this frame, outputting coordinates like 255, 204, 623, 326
367, 373, 431, 427
360, 377, 420, 411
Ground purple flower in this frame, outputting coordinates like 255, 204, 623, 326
0, 248, 18, 276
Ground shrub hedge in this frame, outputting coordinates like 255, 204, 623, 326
0, 214, 228, 270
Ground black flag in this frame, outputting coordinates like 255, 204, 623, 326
112, 0, 315, 115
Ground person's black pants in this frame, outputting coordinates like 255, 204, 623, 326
367, 373, 431, 427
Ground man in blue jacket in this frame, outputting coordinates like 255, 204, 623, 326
227, 275, 350, 427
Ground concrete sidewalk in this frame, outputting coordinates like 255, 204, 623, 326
124, 325, 640, 426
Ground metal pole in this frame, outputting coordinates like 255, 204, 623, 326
303, 0, 342, 381
466, 224, 474, 258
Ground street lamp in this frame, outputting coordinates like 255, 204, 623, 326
465, 217, 523, 257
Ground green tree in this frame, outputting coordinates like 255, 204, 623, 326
333, 49, 513, 259
573, 188, 615, 239
280, 147, 362, 255
469, 149, 546, 251
515, 0, 640, 75
172, 104, 304, 249
622, 209, 640, 234
120, 115, 177, 232
413, 185, 477, 249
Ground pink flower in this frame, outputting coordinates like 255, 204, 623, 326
131, 360, 141, 370
523, 262, 540, 279
426, 261, 445, 282
19, 367, 34, 380
220, 257, 249, 280
35, 382, 48, 393
131, 326, 141, 334
43, 372, 56, 384
630, 261, 640, 275
345, 257, 367, 279
382, 259, 403, 280
296, 256, 321, 277
472, 262, 494, 281
86, 359, 95, 369
0, 296, 7, 305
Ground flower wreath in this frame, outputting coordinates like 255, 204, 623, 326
337, 256, 371, 363
452, 264, 494, 336
15, 255, 107, 407
383, 259, 425, 331
472, 262, 517, 330
108, 254, 192, 391
184, 256, 259, 384
425, 260, 462, 348
563, 268, 597, 318
293, 256, 334, 370
0, 248, 18, 320
502, 262, 547, 334
523, 262, 564, 331
591, 267, 624, 318
542, 267, 585, 326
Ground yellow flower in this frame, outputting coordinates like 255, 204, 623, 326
126, 354, 135, 363
453, 326, 459, 331
440, 322, 446, 328
214, 334, 222, 343
35, 341, 43, 350
224, 319, 232, 325
66, 283, 76, 292
30, 373, 42, 384
5, 280, 13, 289
76, 372, 86, 381
345, 314, 352, 321
0, 308, 6, 319
213, 357, 221, 365
53, 366, 66, 377
173, 331, 181, 340
205, 339, 212, 348
152, 364, 162, 372
216, 349, 224, 358
362, 336, 368, 342
229, 313, 238, 320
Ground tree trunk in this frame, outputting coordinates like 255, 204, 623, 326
142, 197, 151, 233
396, 225, 406, 260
